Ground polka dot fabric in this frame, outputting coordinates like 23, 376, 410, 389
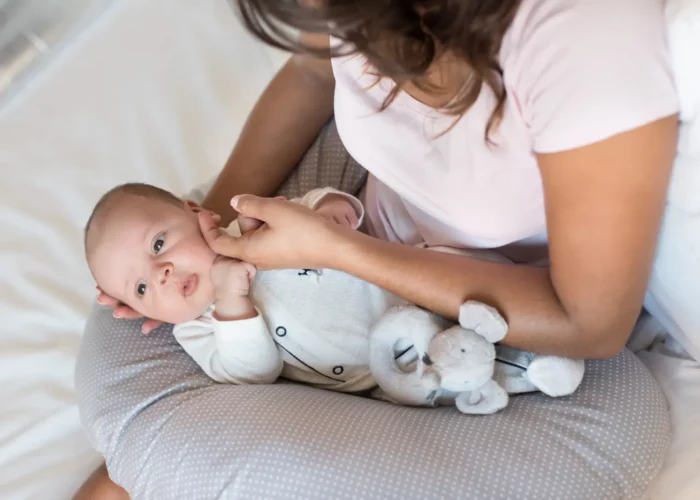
76, 120, 670, 499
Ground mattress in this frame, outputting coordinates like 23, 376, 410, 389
0, 0, 697, 498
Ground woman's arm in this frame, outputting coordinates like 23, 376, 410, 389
202, 116, 678, 359
337, 116, 678, 358
203, 34, 335, 224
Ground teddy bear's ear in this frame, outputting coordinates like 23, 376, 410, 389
458, 301, 508, 343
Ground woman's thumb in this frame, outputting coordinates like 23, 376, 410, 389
198, 211, 242, 258
231, 194, 276, 220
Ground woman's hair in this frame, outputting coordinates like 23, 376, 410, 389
234, 0, 522, 141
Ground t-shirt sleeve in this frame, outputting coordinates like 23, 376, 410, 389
506, 0, 679, 154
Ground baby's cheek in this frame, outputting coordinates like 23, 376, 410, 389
165, 298, 212, 324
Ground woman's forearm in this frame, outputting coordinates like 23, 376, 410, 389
203, 54, 335, 223
335, 232, 629, 359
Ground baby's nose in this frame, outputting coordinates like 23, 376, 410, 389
156, 263, 174, 285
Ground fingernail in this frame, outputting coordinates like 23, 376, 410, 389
231, 196, 240, 209
113, 312, 122, 318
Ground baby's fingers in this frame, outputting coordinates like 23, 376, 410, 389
243, 262, 257, 284
238, 214, 264, 234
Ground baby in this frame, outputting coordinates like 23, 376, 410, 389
85, 183, 404, 392
86, 183, 586, 400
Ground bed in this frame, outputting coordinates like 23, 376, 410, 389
0, 1, 286, 497
0, 1, 698, 499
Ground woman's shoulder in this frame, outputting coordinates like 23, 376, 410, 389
503, 0, 679, 153
505, 0, 668, 46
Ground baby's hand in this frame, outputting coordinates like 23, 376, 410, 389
210, 257, 257, 321
211, 257, 256, 300
315, 194, 358, 228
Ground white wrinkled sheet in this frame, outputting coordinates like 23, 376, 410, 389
642, 2, 700, 496
0, 1, 282, 498
640, 348, 700, 500
0, 0, 698, 499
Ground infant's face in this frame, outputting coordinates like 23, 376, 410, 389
90, 195, 218, 324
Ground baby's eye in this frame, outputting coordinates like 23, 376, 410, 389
136, 281, 147, 297
153, 235, 165, 254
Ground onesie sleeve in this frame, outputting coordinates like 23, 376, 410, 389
173, 309, 282, 384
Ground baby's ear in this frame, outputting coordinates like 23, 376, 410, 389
184, 200, 222, 224
183, 199, 202, 213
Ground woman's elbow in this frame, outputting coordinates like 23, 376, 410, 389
575, 321, 634, 359
584, 335, 627, 359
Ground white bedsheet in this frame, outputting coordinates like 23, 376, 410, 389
0, 1, 283, 498
0, 0, 698, 499
640, 348, 700, 500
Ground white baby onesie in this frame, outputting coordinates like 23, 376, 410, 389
173, 188, 405, 393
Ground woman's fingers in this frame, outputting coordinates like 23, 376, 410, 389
96, 288, 120, 307
96, 287, 161, 333
198, 211, 245, 258
113, 305, 144, 319
141, 319, 163, 335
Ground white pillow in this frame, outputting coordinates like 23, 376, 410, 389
665, 0, 700, 212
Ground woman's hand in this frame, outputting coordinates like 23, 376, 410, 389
96, 288, 163, 334
198, 195, 349, 270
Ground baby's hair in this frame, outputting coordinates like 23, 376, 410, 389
84, 182, 183, 258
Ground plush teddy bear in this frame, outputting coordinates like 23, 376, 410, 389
368, 301, 585, 415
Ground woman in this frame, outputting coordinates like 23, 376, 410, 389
88, 0, 678, 495
106, 0, 678, 358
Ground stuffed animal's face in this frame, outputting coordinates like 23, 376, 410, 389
425, 326, 496, 393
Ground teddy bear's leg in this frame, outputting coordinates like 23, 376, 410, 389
454, 380, 508, 415
458, 301, 508, 343
526, 355, 585, 397
494, 363, 538, 394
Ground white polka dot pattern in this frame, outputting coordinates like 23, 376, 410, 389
75, 120, 670, 500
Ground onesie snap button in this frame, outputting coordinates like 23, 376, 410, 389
332, 366, 344, 375
275, 326, 287, 337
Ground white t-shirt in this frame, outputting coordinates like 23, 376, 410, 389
332, 0, 679, 261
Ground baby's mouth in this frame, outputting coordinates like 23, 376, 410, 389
182, 274, 198, 297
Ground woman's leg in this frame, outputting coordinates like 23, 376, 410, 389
73, 463, 129, 500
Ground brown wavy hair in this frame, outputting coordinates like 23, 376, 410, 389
234, 0, 521, 141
